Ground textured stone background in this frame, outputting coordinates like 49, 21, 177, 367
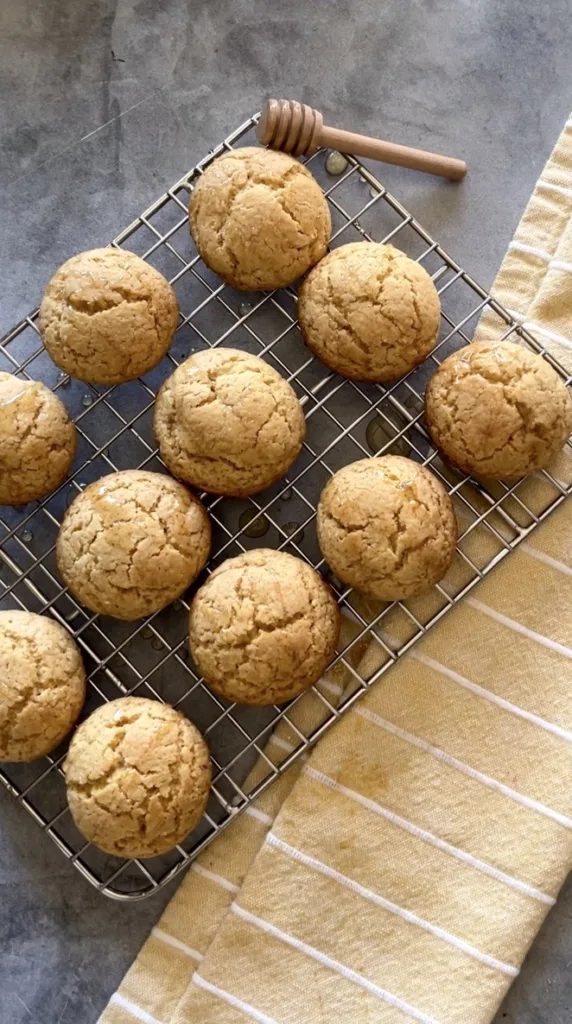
1, 2, 571, 1021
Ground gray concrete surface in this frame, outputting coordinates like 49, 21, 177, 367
1, 1, 572, 1021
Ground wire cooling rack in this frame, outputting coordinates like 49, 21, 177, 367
1, 114, 571, 901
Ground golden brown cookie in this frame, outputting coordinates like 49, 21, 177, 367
0, 373, 76, 506
64, 697, 211, 858
189, 549, 340, 706
190, 147, 331, 291
298, 242, 441, 381
0, 611, 85, 762
425, 340, 572, 478
38, 248, 179, 384
317, 456, 457, 600
57, 470, 211, 620
154, 348, 305, 496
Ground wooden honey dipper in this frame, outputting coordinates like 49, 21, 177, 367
257, 98, 467, 182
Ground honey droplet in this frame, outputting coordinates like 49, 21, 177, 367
366, 415, 410, 458
283, 521, 304, 545
238, 508, 269, 538
325, 151, 348, 176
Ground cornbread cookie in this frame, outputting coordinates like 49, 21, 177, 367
0, 373, 76, 506
0, 611, 85, 762
190, 147, 331, 291
189, 549, 340, 706
57, 470, 211, 620
317, 456, 457, 601
154, 348, 306, 496
425, 340, 572, 478
298, 242, 441, 381
38, 248, 179, 384
64, 697, 211, 858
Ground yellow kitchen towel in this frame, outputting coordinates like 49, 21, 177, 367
100, 120, 572, 1024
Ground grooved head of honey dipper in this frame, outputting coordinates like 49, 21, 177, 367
257, 99, 322, 157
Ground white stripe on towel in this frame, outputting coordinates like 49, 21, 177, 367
231, 903, 442, 1024
151, 927, 203, 961
550, 259, 572, 274
467, 599, 572, 660
245, 805, 274, 826
109, 993, 163, 1024
193, 973, 279, 1024
501, 309, 572, 350
191, 863, 240, 893
265, 833, 518, 976
537, 179, 572, 198
520, 543, 572, 577
410, 651, 572, 743
270, 734, 297, 754
520, 321, 572, 351
355, 706, 572, 829
508, 240, 552, 261
508, 247, 572, 277
303, 766, 555, 904
318, 676, 344, 698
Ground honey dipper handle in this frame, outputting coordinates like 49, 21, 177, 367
320, 125, 467, 181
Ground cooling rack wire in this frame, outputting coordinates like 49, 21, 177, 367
1, 113, 570, 899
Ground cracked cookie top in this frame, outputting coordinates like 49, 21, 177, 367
154, 348, 306, 496
189, 549, 340, 706
0, 610, 85, 762
425, 340, 572, 478
64, 697, 211, 858
57, 470, 211, 621
38, 248, 179, 385
317, 456, 457, 601
189, 147, 331, 291
297, 242, 441, 381
0, 372, 76, 506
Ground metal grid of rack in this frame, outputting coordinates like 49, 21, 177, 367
1, 113, 570, 900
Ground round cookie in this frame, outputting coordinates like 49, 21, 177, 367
298, 242, 441, 381
154, 348, 306, 496
64, 697, 211, 858
190, 147, 331, 291
57, 470, 211, 620
189, 549, 340, 706
425, 340, 572, 478
0, 373, 76, 506
317, 456, 457, 601
38, 248, 179, 385
0, 611, 85, 762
